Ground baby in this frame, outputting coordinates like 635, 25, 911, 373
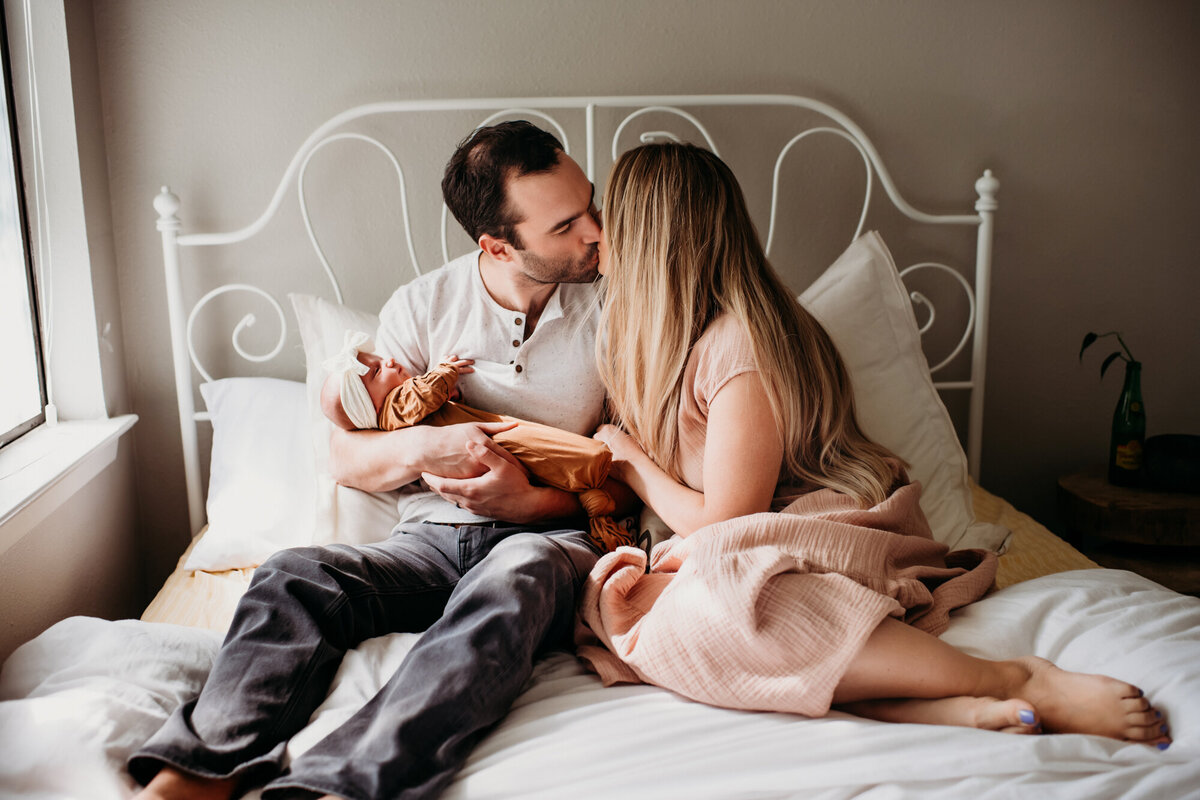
320, 330, 634, 552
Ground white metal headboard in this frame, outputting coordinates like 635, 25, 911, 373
154, 94, 998, 535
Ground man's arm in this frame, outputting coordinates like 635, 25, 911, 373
420, 440, 641, 525
420, 439, 583, 524
329, 421, 518, 493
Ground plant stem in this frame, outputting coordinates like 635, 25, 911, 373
1097, 330, 1136, 363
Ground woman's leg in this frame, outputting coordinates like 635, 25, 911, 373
834, 618, 1170, 745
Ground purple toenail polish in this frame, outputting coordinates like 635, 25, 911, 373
1161, 724, 1168, 734
1157, 742, 1170, 751
1019, 709, 1036, 725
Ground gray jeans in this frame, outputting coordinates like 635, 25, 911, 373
128, 522, 600, 800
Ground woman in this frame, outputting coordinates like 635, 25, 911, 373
580, 142, 1170, 746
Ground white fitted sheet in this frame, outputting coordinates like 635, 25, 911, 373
2, 568, 1196, 799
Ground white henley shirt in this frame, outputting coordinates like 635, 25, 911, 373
375, 250, 605, 525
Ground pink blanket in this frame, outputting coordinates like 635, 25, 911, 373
575, 481, 997, 717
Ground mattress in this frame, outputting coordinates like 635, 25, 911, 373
7, 487, 1194, 800
6, 550, 1194, 800
141, 482, 1097, 632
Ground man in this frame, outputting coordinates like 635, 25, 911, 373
130, 122, 630, 800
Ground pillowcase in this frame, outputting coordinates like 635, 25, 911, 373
799, 232, 1008, 552
290, 293, 403, 546
186, 377, 317, 571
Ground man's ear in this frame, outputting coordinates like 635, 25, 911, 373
479, 233, 515, 263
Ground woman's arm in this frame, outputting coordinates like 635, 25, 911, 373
596, 372, 784, 537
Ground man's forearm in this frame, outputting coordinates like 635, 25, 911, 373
328, 426, 427, 492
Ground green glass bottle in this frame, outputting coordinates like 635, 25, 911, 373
1108, 360, 1145, 487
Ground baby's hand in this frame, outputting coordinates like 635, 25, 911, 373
442, 355, 474, 402
441, 354, 475, 375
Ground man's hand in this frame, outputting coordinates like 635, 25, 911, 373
420, 421, 521, 479
328, 421, 519, 493
422, 440, 580, 524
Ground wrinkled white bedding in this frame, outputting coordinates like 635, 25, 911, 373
2, 568, 1198, 800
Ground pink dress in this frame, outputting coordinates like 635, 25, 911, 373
575, 315, 995, 717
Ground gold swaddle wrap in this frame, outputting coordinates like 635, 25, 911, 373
380, 363, 635, 553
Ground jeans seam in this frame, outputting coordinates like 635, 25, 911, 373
543, 534, 586, 583
262, 634, 338, 744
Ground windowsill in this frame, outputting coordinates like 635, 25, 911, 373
0, 414, 137, 556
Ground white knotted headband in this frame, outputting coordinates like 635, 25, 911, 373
322, 330, 378, 430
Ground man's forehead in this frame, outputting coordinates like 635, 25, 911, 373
507, 155, 591, 224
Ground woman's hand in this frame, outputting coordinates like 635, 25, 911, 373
593, 423, 645, 483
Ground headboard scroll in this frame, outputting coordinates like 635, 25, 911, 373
156, 94, 998, 535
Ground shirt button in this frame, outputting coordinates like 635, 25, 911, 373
511, 340, 520, 348
514, 317, 523, 326
514, 364, 523, 373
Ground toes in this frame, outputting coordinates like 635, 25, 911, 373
1014, 705, 1040, 729
1124, 708, 1161, 728
1130, 733, 1172, 750
1120, 683, 1144, 700
1124, 721, 1170, 742
1121, 696, 1151, 714
979, 699, 1040, 732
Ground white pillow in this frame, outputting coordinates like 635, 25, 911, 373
290, 293, 402, 546
186, 377, 317, 571
800, 232, 1008, 552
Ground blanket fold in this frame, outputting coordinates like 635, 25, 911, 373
575, 481, 996, 717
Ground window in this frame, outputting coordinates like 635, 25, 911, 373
0, 5, 46, 448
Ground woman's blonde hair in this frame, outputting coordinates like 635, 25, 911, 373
598, 142, 898, 506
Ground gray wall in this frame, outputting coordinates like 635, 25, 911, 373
0, 441, 141, 660
87, 0, 1200, 585
0, 0, 141, 662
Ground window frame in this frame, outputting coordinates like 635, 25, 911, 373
0, 3, 48, 449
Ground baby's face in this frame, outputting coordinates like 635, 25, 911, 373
357, 352, 411, 411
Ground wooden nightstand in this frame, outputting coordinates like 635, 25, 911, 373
1057, 469, 1200, 595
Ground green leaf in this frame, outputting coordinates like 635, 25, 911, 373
1099, 351, 1123, 378
1079, 331, 1099, 361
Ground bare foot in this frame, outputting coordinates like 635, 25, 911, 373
133, 767, 238, 800
842, 696, 1042, 734
1008, 657, 1171, 747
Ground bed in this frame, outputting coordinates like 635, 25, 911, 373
2, 94, 1198, 800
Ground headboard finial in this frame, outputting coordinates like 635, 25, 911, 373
974, 170, 999, 212
155, 186, 182, 232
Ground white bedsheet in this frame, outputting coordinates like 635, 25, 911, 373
2, 568, 1198, 800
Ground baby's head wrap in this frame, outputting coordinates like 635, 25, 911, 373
322, 330, 379, 430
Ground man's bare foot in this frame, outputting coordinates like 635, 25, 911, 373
841, 696, 1042, 734
1007, 657, 1171, 747
132, 767, 237, 800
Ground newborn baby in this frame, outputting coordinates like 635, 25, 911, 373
320, 330, 634, 552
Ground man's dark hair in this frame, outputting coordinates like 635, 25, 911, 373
441, 120, 565, 249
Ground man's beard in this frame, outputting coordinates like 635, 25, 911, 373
515, 244, 600, 285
